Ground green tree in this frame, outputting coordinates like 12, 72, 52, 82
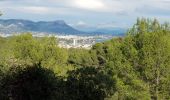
65, 67, 116, 100
127, 18, 170, 99
68, 48, 98, 67
104, 38, 150, 100
0, 64, 59, 100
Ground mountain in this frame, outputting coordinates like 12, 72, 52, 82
0, 19, 126, 36
74, 25, 126, 36
0, 19, 85, 35
92, 28, 126, 36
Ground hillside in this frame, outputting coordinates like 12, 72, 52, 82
0, 19, 84, 34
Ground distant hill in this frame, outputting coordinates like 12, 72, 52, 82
0, 19, 126, 36
0, 19, 85, 35
92, 28, 126, 36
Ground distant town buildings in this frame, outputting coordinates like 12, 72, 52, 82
0, 32, 114, 49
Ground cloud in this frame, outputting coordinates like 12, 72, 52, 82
2, 0, 169, 16
71, 0, 106, 11
97, 22, 116, 29
20, 7, 49, 14
0, 5, 80, 15
0, 0, 170, 28
135, 5, 170, 16
2, 6, 54, 15
70, 21, 89, 28
96, 21, 129, 29
76, 21, 87, 27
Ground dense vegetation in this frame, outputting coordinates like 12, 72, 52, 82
0, 18, 170, 100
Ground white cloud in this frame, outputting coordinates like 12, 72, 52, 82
76, 21, 86, 26
1, 6, 77, 15
1, 0, 169, 15
21, 7, 49, 14
71, 21, 88, 28
72, 0, 105, 11
2, 6, 53, 15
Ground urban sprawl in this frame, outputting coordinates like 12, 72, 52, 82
0, 33, 114, 49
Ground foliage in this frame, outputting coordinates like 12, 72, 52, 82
65, 67, 116, 100
0, 18, 170, 100
68, 48, 99, 67
92, 18, 170, 99
0, 64, 59, 100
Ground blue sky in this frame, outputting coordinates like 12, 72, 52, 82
0, 0, 170, 30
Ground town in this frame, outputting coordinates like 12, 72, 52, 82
0, 32, 114, 49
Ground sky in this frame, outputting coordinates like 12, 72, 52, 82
0, 0, 170, 31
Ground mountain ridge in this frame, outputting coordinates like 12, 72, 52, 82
0, 19, 85, 35
0, 19, 125, 36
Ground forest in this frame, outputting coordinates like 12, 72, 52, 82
0, 18, 170, 100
